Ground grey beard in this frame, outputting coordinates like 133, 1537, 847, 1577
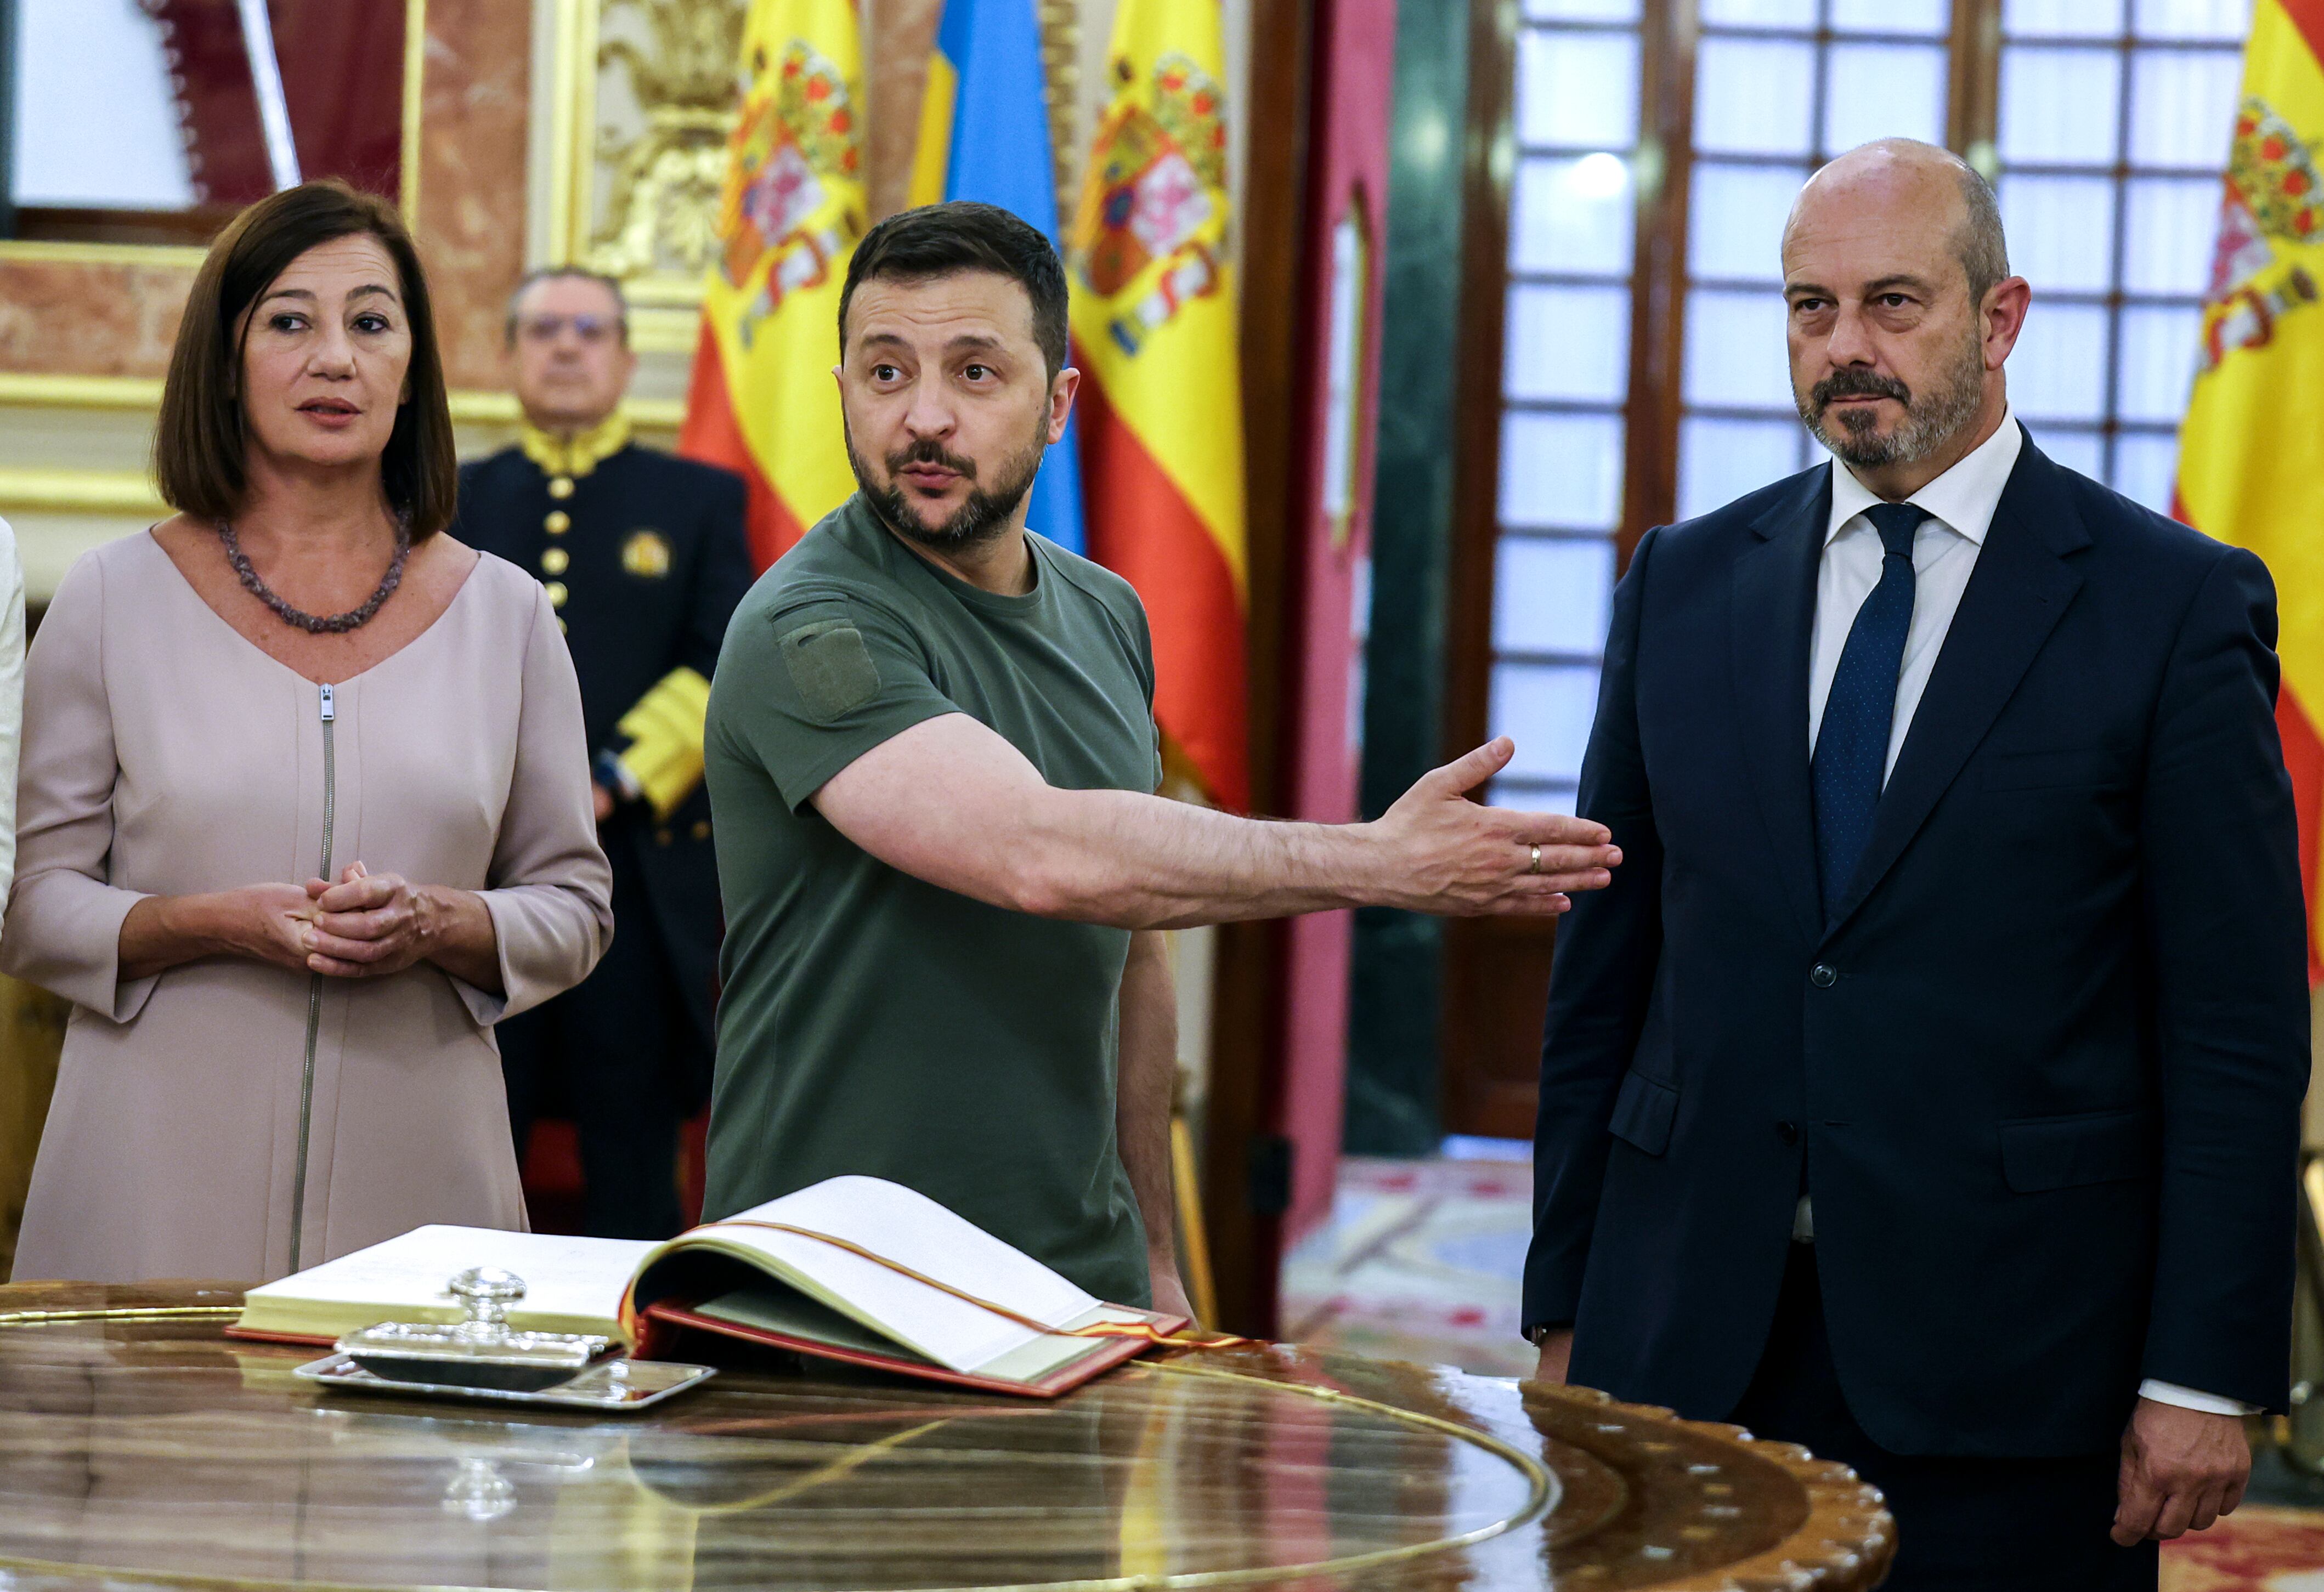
1800, 343, 1986, 471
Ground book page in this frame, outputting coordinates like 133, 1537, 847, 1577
689, 1177, 1102, 1374
239, 1226, 653, 1338
691, 1284, 938, 1365
691, 1291, 1155, 1386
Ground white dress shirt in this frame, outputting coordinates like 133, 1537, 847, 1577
1791, 417, 2244, 1417
1808, 411, 2019, 772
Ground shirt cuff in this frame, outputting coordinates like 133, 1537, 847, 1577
2138, 1379, 2259, 1417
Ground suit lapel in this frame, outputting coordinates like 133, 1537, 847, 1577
1731, 467, 1830, 946
1824, 441, 2090, 936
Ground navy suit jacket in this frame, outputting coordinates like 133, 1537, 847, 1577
1523, 434, 2310, 1458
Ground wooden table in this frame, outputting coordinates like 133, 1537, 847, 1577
0, 1282, 1892, 1590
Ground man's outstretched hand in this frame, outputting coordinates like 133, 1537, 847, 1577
2114, 1398, 2251, 1545
1369, 738, 1620, 916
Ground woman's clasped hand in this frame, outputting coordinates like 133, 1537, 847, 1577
299, 863, 413, 976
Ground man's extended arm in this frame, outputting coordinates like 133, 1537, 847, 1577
1526, 526, 1667, 1380
812, 727, 1618, 930
1117, 930, 1192, 1321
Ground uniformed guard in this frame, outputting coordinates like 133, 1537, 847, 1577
453, 267, 752, 1239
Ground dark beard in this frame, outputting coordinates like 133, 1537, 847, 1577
1796, 329, 1986, 470
846, 422, 1048, 552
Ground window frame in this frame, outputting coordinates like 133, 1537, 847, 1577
1438, 0, 2252, 1136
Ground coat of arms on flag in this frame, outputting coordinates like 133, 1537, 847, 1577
1069, 0, 1250, 811
717, 39, 863, 336
678, 0, 867, 571
2204, 97, 2324, 371
1073, 53, 1230, 354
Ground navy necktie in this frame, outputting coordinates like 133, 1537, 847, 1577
1812, 502, 1925, 921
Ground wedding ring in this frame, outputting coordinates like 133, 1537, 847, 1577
1529, 844, 1542, 876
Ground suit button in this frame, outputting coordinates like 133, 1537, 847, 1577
1809, 964, 1836, 988
655, 829, 674, 846
691, 820, 711, 841
541, 547, 570, 576
549, 476, 575, 500
544, 581, 568, 608
1776, 1120, 1800, 1146
545, 510, 571, 534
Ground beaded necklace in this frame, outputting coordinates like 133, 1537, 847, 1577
217, 516, 412, 634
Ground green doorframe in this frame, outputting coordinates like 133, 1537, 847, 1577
1343, 0, 1472, 1157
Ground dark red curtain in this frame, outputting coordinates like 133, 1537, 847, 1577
142, 0, 404, 207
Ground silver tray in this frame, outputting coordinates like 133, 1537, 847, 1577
296, 1352, 715, 1412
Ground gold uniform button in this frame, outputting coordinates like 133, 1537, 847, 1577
557, 617, 568, 635
541, 547, 570, 576
691, 820, 711, 841
548, 477, 575, 500
545, 580, 568, 608
544, 510, 571, 534
655, 828, 674, 846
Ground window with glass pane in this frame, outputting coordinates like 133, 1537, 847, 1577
1489, 2, 1643, 808
1678, 1, 1955, 521
1995, 0, 2250, 508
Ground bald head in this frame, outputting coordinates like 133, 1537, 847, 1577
1787, 139, 2009, 308
1778, 138, 2028, 496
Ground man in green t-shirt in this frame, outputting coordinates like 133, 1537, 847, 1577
704, 202, 1619, 1319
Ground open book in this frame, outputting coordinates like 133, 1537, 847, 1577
230, 1176, 1183, 1397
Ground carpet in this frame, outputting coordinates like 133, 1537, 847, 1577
1285, 1153, 2324, 1585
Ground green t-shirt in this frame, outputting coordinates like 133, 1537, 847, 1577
702, 494, 1163, 1305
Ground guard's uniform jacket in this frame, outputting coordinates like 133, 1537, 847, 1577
453, 413, 751, 1237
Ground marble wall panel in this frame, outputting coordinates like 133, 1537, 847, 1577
0, 261, 195, 377
416, 0, 534, 392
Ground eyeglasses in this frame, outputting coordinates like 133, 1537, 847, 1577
514, 313, 624, 346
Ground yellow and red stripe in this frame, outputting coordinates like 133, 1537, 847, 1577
2178, 0, 2324, 983
1068, 0, 1249, 809
678, 0, 866, 571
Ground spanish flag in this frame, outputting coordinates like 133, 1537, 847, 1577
907, 0, 1087, 554
678, 0, 867, 570
2178, 0, 2324, 982
1069, 0, 1249, 810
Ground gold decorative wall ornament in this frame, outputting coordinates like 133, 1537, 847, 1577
548, 0, 748, 352
585, 0, 749, 281
1038, 0, 1082, 225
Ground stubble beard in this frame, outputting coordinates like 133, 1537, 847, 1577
1797, 326, 1988, 471
846, 415, 1050, 553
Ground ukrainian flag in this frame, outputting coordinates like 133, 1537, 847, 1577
908, 0, 1087, 554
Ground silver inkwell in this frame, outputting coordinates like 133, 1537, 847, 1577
296, 1267, 714, 1411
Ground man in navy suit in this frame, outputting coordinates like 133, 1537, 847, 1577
1523, 138, 2309, 1589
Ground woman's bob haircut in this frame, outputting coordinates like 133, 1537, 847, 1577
155, 180, 457, 539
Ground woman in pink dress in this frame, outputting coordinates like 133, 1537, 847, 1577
3, 182, 614, 1284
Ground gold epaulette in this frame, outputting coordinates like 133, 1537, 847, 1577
614, 666, 712, 820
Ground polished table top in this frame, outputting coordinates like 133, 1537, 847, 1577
0, 1283, 1892, 1591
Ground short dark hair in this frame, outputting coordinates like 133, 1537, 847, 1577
504, 267, 630, 346
839, 202, 1069, 381
155, 180, 457, 538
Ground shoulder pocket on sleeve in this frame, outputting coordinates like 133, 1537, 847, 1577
778, 619, 881, 723
1608, 1068, 1679, 1157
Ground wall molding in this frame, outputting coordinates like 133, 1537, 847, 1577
0, 469, 166, 518
0, 372, 686, 430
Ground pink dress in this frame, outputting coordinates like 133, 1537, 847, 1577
2, 532, 614, 1283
